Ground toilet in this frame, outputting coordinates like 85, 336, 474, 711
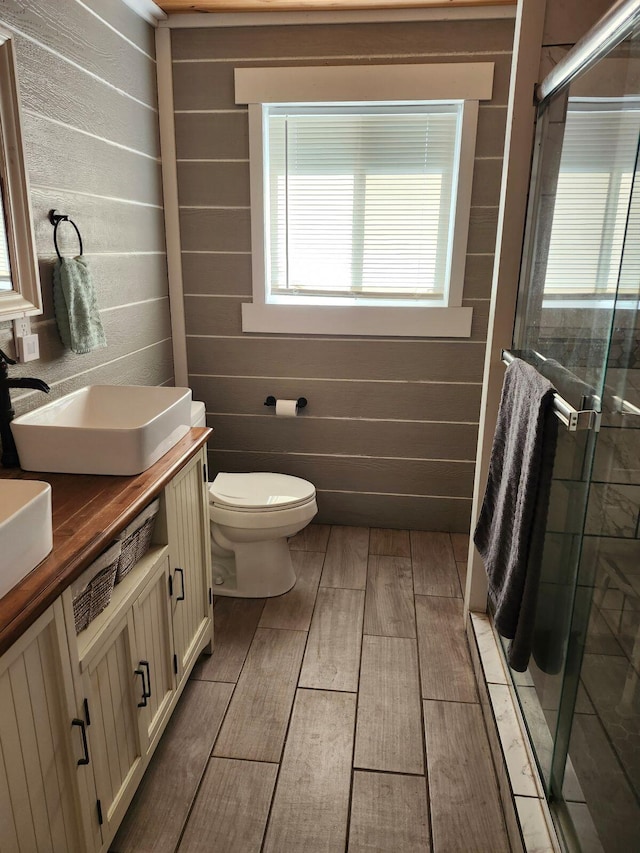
190, 401, 318, 598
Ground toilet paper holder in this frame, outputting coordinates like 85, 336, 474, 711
264, 396, 307, 410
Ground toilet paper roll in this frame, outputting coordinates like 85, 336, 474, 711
275, 399, 299, 417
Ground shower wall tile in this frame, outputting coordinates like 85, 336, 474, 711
568, 714, 640, 851
580, 654, 640, 794
582, 536, 640, 608
519, 688, 585, 804
575, 683, 596, 715
565, 803, 605, 853
601, 607, 640, 659
584, 607, 625, 657
585, 484, 640, 537
592, 427, 640, 486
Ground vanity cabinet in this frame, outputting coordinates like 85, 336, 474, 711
164, 453, 211, 685
132, 556, 175, 752
0, 601, 86, 852
77, 607, 146, 847
0, 438, 213, 853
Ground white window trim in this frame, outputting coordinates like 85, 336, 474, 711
236, 62, 494, 338
0, 27, 42, 319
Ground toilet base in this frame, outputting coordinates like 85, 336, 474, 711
211, 536, 296, 598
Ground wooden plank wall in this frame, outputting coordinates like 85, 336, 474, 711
173, 18, 514, 531
0, 0, 173, 411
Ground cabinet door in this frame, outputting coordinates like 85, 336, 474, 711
132, 555, 174, 754
81, 611, 145, 842
0, 601, 87, 853
165, 449, 213, 684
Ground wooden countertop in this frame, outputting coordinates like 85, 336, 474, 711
0, 427, 212, 657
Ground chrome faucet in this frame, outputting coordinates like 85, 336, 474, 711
0, 347, 49, 467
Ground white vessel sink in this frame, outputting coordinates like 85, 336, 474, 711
11, 385, 192, 475
0, 480, 52, 598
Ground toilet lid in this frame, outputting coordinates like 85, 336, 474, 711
209, 472, 316, 510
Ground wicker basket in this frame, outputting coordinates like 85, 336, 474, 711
71, 540, 122, 634
115, 498, 160, 584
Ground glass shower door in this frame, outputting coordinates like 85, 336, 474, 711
505, 25, 640, 851
550, 162, 640, 853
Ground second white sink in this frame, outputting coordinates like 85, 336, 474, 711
11, 385, 192, 475
0, 480, 52, 599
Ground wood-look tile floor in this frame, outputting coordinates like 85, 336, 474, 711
112, 525, 510, 853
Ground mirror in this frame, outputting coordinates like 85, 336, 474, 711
0, 25, 41, 318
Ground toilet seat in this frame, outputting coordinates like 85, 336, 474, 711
209, 472, 316, 512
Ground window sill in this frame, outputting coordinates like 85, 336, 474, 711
241, 303, 473, 337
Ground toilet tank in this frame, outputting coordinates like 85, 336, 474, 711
191, 401, 206, 428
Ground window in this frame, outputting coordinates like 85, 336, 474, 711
0, 209, 11, 291
544, 101, 640, 301
236, 63, 494, 336
267, 104, 460, 304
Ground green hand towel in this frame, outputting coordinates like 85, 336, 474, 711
53, 256, 107, 354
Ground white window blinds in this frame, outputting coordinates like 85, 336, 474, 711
0, 208, 11, 292
545, 106, 640, 296
265, 104, 461, 301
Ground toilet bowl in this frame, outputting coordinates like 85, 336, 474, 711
208, 472, 317, 597
191, 395, 317, 597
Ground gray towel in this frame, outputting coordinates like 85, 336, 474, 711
53, 256, 107, 354
473, 358, 558, 671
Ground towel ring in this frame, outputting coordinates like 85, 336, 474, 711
49, 209, 83, 260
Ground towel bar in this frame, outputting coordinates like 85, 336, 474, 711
49, 209, 83, 260
501, 349, 601, 432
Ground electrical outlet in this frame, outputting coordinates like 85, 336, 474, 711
13, 316, 31, 339
16, 333, 39, 363
13, 316, 37, 362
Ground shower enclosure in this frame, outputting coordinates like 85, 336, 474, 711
503, 3, 640, 850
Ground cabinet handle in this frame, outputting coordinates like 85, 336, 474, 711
140, 660, 152, 699
72, 718, 90, 766
175, 567, 185, 602
135, 669, 148, 708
